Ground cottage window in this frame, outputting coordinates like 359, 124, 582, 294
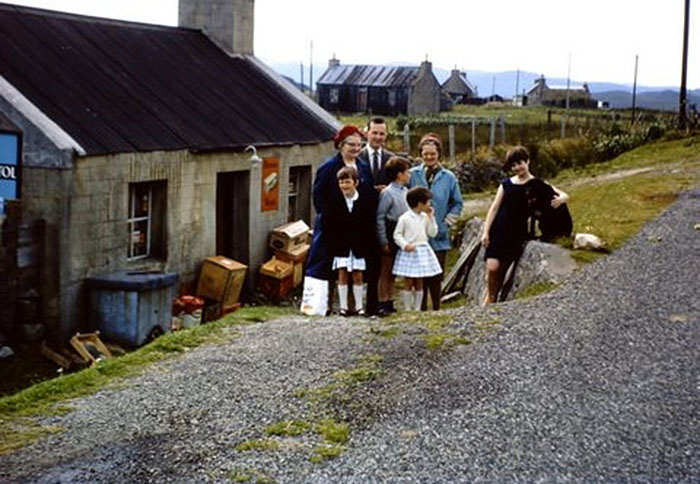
127, 181, 167, 260
388, 89, 396, 107
329, 88, 339, 104
287, 166, 311, 225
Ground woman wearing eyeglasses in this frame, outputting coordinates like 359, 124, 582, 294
303, 125, 376, 314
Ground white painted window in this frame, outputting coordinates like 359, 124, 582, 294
127, 181, 166, 260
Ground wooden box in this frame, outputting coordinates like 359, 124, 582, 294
269, 220, 310, 252
273, 244, 309, 289
259, 257, 294, 301
196, 256, 247, 309
273, 243, 310, 263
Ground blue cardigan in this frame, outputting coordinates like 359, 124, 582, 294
305, 153, 375, 280
408, 164, 463, 252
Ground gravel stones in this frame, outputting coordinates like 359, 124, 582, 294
1, 191, 698, 483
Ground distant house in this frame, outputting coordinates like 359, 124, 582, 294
527, 75, 598, 108
441, 69, 477, 104
0, 1, 339, 341
316, 58, 442, 115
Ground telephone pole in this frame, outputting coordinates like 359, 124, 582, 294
631, 55, 639, 126
679, 0, 690, 129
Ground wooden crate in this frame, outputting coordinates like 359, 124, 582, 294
196, 256, 247, 308
259, 257, 293, 301
273, 244, 309, 289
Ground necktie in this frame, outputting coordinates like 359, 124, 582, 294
372, 150, 380, 181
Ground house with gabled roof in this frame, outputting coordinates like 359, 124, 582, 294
527, 75, 598, 108
441, 68, 477, 104
316, 57, 442, 116
0, 0, 339, 341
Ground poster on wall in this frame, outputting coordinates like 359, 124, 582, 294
261, 156, 280, 212
0, 131, 21, 214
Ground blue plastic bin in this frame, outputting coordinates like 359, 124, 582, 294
86, 271, 178, 347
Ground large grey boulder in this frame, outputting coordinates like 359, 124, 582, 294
445, 217, 577, 304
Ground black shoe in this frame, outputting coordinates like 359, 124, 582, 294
377, 303, 391, 318
339, 309, 349, 317
388, 300, 397, 313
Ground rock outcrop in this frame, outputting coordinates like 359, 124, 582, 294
444, 217, 577, 304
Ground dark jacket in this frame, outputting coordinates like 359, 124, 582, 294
324, 192, 374, 259
358, 147, 395, 187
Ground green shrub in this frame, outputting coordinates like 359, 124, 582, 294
455, 145, 506, 192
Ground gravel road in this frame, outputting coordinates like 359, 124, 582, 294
1, 190, 698, 484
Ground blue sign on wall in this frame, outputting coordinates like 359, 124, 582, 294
0, 132, 21, 201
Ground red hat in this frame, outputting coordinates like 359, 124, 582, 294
333, 125, 364, 149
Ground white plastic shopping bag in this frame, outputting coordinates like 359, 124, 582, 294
300, 276, 328, 316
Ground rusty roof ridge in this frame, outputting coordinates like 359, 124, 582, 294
0, 74, 85, 156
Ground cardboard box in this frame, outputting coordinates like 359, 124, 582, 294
269, 220, 310, 252
196, 256, 247, 309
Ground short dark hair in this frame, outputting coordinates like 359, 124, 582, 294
367, 117, 387, 129
406, 186, 432, 208
384, 156, 411, 181
505, 145, 529, 170
336, 165, 359, 182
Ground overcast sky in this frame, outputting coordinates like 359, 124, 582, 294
5, 0, 698, 89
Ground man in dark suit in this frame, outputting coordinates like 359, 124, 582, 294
357, 117, 395, 316
358, 117, 395, 191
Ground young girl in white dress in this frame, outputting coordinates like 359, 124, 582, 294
392, 186, 443, 311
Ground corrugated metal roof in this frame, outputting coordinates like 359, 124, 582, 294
0, 3, 336, 155
317, 64, 420, 88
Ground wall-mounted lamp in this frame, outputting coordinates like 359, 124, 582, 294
245, 145, 262, 165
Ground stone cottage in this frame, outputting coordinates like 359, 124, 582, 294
0, 0, 339, 341
441, 68, 477, 104
316, 57, 442, 116
527, 75, 598, 108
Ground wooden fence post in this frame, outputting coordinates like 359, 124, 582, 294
489, 117, 496, 150
448, 124, 455, 160
403, 123, 410, 153
471, 118, 476, 157
499, 116, 506, 144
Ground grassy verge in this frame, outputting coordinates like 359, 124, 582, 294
450, 136, 700, 267
0, 306, 294, 454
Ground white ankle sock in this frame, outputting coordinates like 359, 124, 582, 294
353, 284, 364, 311
413, 290, 424, 311
402, 290, 413, 311
337, 284, 349, 310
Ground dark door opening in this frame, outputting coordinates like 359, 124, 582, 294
216, 171, 250, 267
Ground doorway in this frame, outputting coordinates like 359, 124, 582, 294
216, 171, 250, 266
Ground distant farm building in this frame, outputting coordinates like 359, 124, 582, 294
527, 75, 598, 108
441, 69, 477, 104
316, 58, 442, 115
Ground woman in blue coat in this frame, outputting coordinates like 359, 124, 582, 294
305, 125, 376, 283
408, 133, 463, 310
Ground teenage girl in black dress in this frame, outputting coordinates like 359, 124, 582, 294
481, 146, 569, 305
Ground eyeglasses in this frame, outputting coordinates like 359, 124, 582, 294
343, 142, 364, 148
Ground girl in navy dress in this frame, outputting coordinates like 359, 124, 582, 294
481, 145, 570, 305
